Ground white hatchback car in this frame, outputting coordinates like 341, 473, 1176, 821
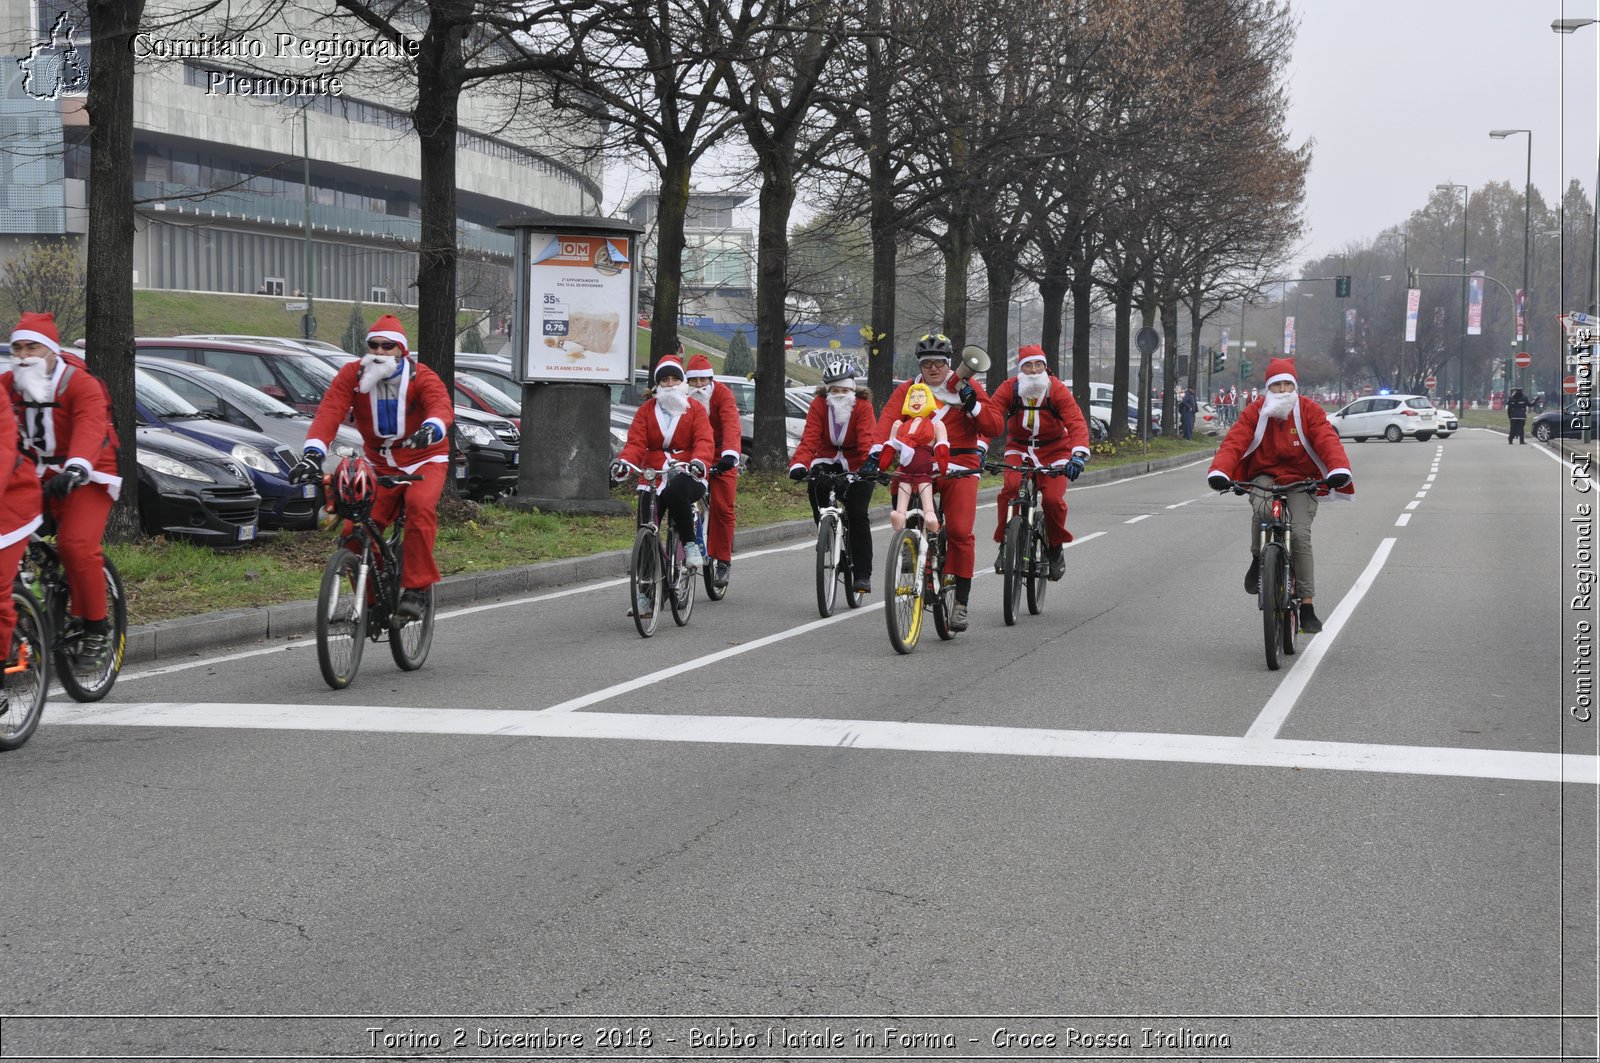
1327, 394, 1439, 442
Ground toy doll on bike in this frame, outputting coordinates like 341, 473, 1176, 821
882, 382, 949, 533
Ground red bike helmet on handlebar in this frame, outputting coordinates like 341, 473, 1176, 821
330, 455, 377, 520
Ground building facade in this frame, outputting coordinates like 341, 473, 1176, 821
623, 190, 754, 325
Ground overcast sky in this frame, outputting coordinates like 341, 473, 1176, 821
1286, 0, 1599, 267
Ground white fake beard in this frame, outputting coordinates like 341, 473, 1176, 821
1263, 389, 1297, 420
358, 355, 399, 394
827, 392, 856, 420
655, 384, 689, 417
1017, 372, 1049, 403
688, 384, 712, 410
12, 358, 52, 404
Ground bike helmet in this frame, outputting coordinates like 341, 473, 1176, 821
914, 333, 954, 362
822, 358, 859, 385
331, 455, 377, 519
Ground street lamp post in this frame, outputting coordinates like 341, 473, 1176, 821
1437, 183, 1469, 413
1553, 19, 1600, 314
1378, 228, 1408, 388
1490, 129, 1532, 391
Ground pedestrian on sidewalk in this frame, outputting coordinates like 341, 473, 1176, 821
1507, 387, 1530, 444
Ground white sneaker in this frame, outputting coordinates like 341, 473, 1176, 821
683, 543, 705, 569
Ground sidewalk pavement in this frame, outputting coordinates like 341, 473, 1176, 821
126, 450, 1211, 664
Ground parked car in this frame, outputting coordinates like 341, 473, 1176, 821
133, 367, 320, 531
1327, 394, 1438, 442
136, 337, 343, 415
453, 405, 521, 500
135, 424, 263, 546
135, 355, 364, 471
1533, 404, 1595, 442
1432, 405, 1459, 438
454, 370, 522, 428
176, 334, 350, 357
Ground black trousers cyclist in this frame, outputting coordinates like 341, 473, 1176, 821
1508, 417, 1527, 444
807, 465, 875, 578
657, 471, 706, 546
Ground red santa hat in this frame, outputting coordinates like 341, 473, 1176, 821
1264, 357, 1297, 388
685, 354, 715, 380
653, 354, 685, 382
366, 314, 409, 356
10, 311, 60, 356
1017, 344, 1047, 370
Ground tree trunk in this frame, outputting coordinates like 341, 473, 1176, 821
940, 215, 973, 350
868, 203, 897, 413
84, 0, 145, 542
982, 256, 1014, 394
1160, 297, 1179, 435
1070, 270, 1092, 413
751, 162, 797, 471
1039, 274, 1067, 378
1111, 281, 1132, 442
1187, 294, 1204, 396
650, 157, 693, 374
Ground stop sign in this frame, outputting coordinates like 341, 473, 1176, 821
784, 336, 794, 349
1515, 351, 1532, 368
1564, 375, 1580, 395
1424, 376, 1438, 389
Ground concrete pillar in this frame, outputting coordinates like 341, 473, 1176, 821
508, 381, 628, 515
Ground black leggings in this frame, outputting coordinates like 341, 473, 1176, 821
807, 472, 876, 576
657, 472, 706, 546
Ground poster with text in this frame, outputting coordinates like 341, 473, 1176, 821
1405, 288, 1421, 342
524, 233, 634, 383
1467, 271, 1484, 336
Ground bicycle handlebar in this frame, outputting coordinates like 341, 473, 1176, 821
1221, 477, 1328, 497
982, 460, 1068, 477
376, 473, 422, 488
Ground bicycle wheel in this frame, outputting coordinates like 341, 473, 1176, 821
1026, 514, 1050, 616
1001, 515, 1025, 626
1261, 542, 1286, 671
630, 527, 661, 638
1281, 568, 1299, 658
931, 531, 958, 640
700, 504, 727, 602
316, 549, 368, 689
55, 556, 128, 703
884, 528, 923, 654
389, 586, 435, 671
815, 513, 840, 617
0, 588, 49, 751
667, 528, 696, 626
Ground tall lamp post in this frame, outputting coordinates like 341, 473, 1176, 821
1553, 19, 1600, 314
1377, 228, 1408, 388
1437, 183, 1469, 412
1490, 129, 1532, 391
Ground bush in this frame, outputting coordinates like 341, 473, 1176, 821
342, 303, 365, 353
460, 326, 485, 354
724, 328, 754, 377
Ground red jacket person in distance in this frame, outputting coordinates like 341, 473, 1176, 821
612, 354, 715, 573
976, 344, 1092, 582
1206, 357, 1353, 634
789, 358, 880, 594
297, 314, 453, 621
684, 354, 741, 588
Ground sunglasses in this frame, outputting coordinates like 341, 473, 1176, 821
367, 341, 398, 351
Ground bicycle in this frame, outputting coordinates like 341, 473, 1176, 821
0, 582, 50, 751
810, 466, 868, 618
312, 459, 435, 690
622, 459, 705, 638
883, 467, 979, 654
18, 525, 128, 702
1225, 477, 1326, 671
986, 459, 1065, 626
699, 458, 743, 602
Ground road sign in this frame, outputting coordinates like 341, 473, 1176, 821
1424, 376, 1438, 389
1135, 326, 1161, 357
284, 301, 308, 312
1514, 351, 1532, 369
1565, 375, 1580, 395
784, 336, 794, 349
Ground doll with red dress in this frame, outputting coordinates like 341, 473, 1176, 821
884, 382, 950, 532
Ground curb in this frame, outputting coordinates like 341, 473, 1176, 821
125, 449, 1210, 664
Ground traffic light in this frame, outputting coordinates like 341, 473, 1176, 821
1336, 275, 1351, 298
1213, 349, 1226, 374
1240, 358, 1253, 379
1407, 267, 1419, 289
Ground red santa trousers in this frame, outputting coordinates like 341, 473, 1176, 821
368, 460, 447, 589
933, 472, 979, 579
0, 538, 28, 655
993, 471, 1071, 547
48, 482, 112, 622
706, 469, 737, 563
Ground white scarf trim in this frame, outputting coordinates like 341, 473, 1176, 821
1238, 400, 1353, 502
366, 359, 411, 442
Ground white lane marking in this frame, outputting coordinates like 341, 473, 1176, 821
1425, 473, 1436, 482
1066, 532, 1106, 548
1125, 514, 1151, 524
1246, 538, 1398, 741
1165, 498, 1197, 509
1533, 441, 1587, 472
1396, 513, 1412, 526
53, 702, 1596, 785
1405, 501, 1421, 510
1415, 491, 1428, 499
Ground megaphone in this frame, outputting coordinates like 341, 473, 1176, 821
956, 344, 990, 381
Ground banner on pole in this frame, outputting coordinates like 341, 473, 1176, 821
1284, 317, 1295, 356
1467, 271, 1483, 335
1221, 328, 1230, 354
1515, 288, 1525, 342
1405, 288, 1421, 342
1344, 308, 1356, 349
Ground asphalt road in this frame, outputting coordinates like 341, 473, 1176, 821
5, 428, 1595, 1062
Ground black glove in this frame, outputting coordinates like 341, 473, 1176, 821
788, 466, 808, 482
715, 454, 739, 474
859, 452, 881, 475
1062, 457, 1085, 482
1207, 471, 1232, 493
402, 422, 444, 449
957, 383, 978, 415
1326, 472, 1352, 490
43, 465, 88, 499
290, 451, 322, 484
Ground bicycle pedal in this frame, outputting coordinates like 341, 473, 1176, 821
3, 644, 29, 675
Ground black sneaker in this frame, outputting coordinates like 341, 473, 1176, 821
1047, 546, 1065, 582
994, 546, 1007, 574
74, 624, 111, 672
1244, 556, 1260, 595
713, 560, 731, 587
852, 575, 871, 595
395, 588, 429, 622
1299, 603, 1323, 634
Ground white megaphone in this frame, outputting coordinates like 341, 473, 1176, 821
955, 344, 990, 381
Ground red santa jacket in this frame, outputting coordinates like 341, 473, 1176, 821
874, 374, 991, 470
789, 390, 878, 472
304, 359, 452, 474
1, 352, 121, 499
978, 375, 1092, 465
617, 396, 715, 472
0, 395, 42, 548
693, 382, 742, 463
1209, 395, 1354, 497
